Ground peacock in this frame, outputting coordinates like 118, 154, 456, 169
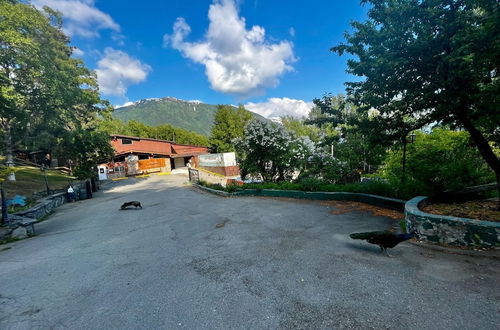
349, 231, 416, 257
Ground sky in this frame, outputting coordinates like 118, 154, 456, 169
30, 0, 368, 119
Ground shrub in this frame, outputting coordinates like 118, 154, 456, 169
234, 120, 315, 182
378, 129, 495, 196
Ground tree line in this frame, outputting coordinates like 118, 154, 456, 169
208, 0, 499, 203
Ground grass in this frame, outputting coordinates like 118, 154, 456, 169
2, 166, 75, 199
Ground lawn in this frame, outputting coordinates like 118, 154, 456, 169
2, 166, 75, 199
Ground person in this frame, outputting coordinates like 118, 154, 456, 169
67, 185, 76, 202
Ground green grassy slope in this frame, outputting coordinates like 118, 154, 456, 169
3, 166, 75, 199
113, 97, 267, 136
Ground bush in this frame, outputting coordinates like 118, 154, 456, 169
378, 129, 495, 196
297, 177, 324, 191
197, 180, 226, 191
241, 178, 424, 200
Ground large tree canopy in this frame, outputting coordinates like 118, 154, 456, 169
0, 0, 110, 179
333, 0, 500, 204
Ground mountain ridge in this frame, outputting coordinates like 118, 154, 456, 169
113, 97, 266, 136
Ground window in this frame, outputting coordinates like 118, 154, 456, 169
115, 166, 125, 172
121, 139, 133, 145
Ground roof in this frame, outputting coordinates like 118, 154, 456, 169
110, 134, 208, 148
113, 150, 171, 157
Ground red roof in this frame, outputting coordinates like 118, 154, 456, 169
110, 134, 208, 157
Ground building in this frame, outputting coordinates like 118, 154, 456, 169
102, 134, 209, 178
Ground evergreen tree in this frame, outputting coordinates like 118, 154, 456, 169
209, 105, 252, 153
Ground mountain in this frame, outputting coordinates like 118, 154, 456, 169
113, 97, 267, 136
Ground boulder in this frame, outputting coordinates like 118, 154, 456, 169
11, 226, 28, 239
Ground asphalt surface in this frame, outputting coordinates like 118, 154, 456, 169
0, 174, 499, 329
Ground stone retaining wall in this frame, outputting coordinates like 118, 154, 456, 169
405, 196, 500, 247
1, 180, 97, 242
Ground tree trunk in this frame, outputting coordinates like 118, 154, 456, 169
2, 120, 16, 181
458, 113, 500, 209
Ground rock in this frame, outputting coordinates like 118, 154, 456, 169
11, 226, 28, 239
0, 227, 13, 240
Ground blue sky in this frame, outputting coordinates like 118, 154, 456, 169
31, 0, 368, 119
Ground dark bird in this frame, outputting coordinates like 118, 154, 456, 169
349, 231, 415, 257
120, 201, 142, 210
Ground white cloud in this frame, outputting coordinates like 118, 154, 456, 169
114, 101, 134, 109
289, 27, 295, 37
95, 48, 151, 97
31, 0, 120, 38
72, 47, 84, 57
163, 0, 295, 98
245, 97, 313, 120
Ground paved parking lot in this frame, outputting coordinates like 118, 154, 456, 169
0, 174, 498, 329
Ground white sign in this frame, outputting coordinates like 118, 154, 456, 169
199, 152, 236, 167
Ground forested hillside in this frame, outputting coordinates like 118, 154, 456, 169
113, 97, 266, 136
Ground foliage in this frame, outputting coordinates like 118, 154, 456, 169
234, 120, 315, 182
209, 105, 252, 153
242, 179, 419, 200
332, 0, 500, 202
301, 152, 351, 184
197, 179, 226, 191
58, 130, 114, 180
0, 163, 15, 183
98, 116, 210, 146
378, 129, 496, 196
281, 116, 323, 143
306, 94, 387, 176
113, 97, 267, 136
0, 1, 111, 180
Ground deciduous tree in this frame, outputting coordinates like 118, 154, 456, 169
332, 0, 500, 205
0, 1, 109, 179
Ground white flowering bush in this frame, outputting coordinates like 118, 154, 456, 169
234, 120, 315, 182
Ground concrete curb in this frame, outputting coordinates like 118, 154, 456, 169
193, 184, 233, 197
193, 184, 406, 211
405, 196, 500, 247
410, 240, 500, 257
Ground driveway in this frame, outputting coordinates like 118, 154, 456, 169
0, 174, 498, 329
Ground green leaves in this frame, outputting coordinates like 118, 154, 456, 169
333, 0, 500, 201
209, 105, 253, 153
379, 128, 495, 195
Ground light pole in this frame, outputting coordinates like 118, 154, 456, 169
1, 182, 8, 225
40, 165, 50, 196
401, 132, 416, 184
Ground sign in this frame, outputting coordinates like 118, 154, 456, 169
199, 152, 236, 167
138, 158, 166, 170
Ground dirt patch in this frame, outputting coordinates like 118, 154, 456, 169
420, 199, 499, 222
319, 200, 404, 220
